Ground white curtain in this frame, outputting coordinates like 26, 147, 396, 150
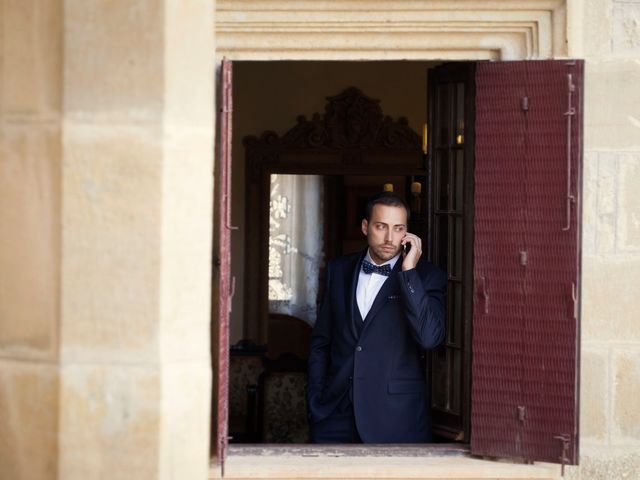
268, 174, 324, 325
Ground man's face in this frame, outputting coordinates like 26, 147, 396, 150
361, 204, 408, 265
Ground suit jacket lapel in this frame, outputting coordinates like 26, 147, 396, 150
346, 249, 367, 340
360, 256, 402, 336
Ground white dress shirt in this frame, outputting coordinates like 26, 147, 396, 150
356, 249, 401, 320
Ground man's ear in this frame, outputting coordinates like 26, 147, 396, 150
361, 219, 368, 236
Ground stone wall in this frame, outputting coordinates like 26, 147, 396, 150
569, 0, 640, 478
0, 1, 62, 477
0, 1, 215, 479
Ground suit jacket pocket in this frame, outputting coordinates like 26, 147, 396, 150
387, 379, 426, 394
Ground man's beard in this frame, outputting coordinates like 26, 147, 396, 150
370, 243, 400, 263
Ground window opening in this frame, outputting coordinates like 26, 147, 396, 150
226, 60, 471, 447
214, 60, 582, 468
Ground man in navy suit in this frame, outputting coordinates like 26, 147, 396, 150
307, 192, 447, 443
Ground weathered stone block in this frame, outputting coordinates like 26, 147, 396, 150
617, 153, 640, 252
159, 361, 212, 479
597, 153, 617, 216
595, 152, 618, 254
582, 255, 640, 342
583, 0, 613, 58
580, 348, 609, 443
584, 59, 640, 150
582, 151, 598, 255
61, 125, 163, 363
58, 364, 161, 480
0, 360, 59, 480
0, 125, 61, 356
1, 0, 62, 115
568, 447, 640, 480
164, 0, 216, 127
63, 0, 164, 121
612, 347, 640, 443
613, 1, 640, 54
160, 130, 213, 362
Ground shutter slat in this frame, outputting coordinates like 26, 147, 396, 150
472, 62, 527, 459
520, 61, 582, 465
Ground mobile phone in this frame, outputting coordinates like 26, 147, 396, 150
403, 241, 411, 254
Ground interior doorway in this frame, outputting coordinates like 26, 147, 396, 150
225, 61, 475, 445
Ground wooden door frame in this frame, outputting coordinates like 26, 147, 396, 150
426, 62, 476, 442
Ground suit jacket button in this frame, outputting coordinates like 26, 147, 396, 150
356, 346, 362, 352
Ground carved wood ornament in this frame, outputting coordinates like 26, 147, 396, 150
243, 87, 421, 153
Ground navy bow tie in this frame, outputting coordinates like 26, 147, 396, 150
362, 260, 392, 276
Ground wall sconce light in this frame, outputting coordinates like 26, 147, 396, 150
422, 123, 428, 155
456, 120, 464, 145
383, 183, 394, 192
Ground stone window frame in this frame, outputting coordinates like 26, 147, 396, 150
215, 0, 573, 62
211, 0, 571, 477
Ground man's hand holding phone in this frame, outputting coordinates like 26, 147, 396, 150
401, 233, 422, 271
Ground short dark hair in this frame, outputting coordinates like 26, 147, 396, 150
364, 192, 410, 222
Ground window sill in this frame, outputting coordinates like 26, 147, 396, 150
210, 444, 562, 479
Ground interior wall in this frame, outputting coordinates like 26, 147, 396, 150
230, 61, 440, 343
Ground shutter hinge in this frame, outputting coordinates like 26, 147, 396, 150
566, 73, 576, 96
554, 434, 571, 476
567, 282, 578, 319
521, 96, 529, 111
517, 405, 526, 422
221, 60, 233, 114
229, 276, 236, 311
562, 72, 577, 231
519, 251, 528, 266
221, 436, 227, 478
479, 276, 489, 314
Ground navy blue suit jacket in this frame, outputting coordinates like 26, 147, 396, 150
307, 249, 447, 443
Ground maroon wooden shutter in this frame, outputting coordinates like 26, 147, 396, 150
212, 58, 234, 470
471, 60, 583, 466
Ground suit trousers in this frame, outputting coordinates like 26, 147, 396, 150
310, 391, 362, 444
